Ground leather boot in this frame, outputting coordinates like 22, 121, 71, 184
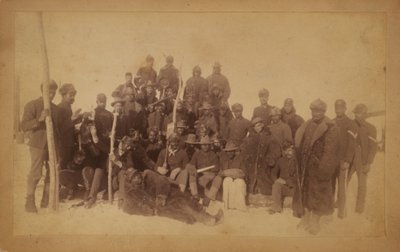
25, 194, 37, 213
308, 212, 321, 235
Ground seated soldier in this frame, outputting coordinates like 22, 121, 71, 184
143, 127, 164, 163
219, 141, 247, 211
59, 150, 94, 201
109, 136, 135, 208
122, 169, 224, 226
175, 120, 189, 150
184, 133, 198, 160
186, 136, 221, 206
148, 103, 168, 136
155, 133, 189, 193
268, 141, 298, 214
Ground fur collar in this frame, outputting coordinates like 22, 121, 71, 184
295, 117, 333, 148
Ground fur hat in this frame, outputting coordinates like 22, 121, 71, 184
310, 99, 327, 112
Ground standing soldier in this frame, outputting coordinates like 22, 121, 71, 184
268, 107, 293, 146
58, 83, 82, 170
21, 81, 59, 212
207, 62, 230, 101
157, 55, 179, 92
281, 98, 304, 138
184, 65, 209, 105
225, 103, 252, 146
292, 99, 339, 235
136, 54, 157, 85
252, 88, 273, 126
111, 72, 135, 98
349, 104, 378, 214
94, 93, 113, 142
332, 99, 358, 218
241, 117, 281, 206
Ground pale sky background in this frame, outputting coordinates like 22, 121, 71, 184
15, 12, 386, 132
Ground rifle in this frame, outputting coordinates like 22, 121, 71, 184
108, 113, 118, 204
366, 110, 385, 118
147, 95, 175, 107
197, 165, 216, 173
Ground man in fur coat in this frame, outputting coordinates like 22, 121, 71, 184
292, 99, 339, 235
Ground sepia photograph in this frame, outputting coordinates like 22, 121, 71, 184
1, 1, 400, 252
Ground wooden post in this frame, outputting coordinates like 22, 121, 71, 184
37, 12, 59, 210
108, 113, 118, 204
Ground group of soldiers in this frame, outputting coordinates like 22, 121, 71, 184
21, 55, 378, 234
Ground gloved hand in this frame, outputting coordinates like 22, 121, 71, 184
157, 166, 168, 175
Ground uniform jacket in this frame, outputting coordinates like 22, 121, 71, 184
281, 108, 304, 138
136, 66, 157, 85
185, 76, 209, 104
187, 149, 219, 173
293, 117, 339, 216
225, 117, 252, 145
354, 119, 378, 165
58, 100, 80, 148
333, 115, 358, 163
252, 105, 273, 125
207, 73, 230, 101
268, 120, 293, 146
271, 156, 298, 188
156, 148, 189, 171
20, 97, 60, 149
241, 130, 281, 195
157, 64, 179, 91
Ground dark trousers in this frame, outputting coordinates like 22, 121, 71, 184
349, 147, 368, 213
88, 168, 106, 200
59, 146, 74, 170
332, 161, 348, 218
27, 147, 49, 196
271, 180, 294, 212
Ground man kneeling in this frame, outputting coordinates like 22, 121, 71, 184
122, 168, 224, 226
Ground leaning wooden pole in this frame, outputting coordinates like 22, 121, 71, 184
108, 113, 118, 204
37, 12, 59, 210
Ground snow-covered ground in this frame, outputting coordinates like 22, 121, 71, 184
13, 143, 385, 237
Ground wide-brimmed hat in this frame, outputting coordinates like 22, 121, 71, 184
197, 135, 213, 145
353, 104, 368, 114
185, 134, 197, 144
223, 141, 239, 152
252, 117, 264, 126
111, 97, 126, 106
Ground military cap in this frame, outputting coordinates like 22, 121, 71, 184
353, 104, 368, 114
96, 93, 107, 102
59, 83, 76, 96
284, 98, 293, 106
168, 133, 180, 143
223, 141, 239, 152
282, 141, 294, 151
146, 54, 154, 62
270, 107, 282, 116
258, 88, 270, 97
185, 134, 198, 144
197, 135, 213, 145
213, 62, 222, 68
193, 65, 202, 73
111, 97, 126, 107
309, 99, 327, 112
231, 103, 243, 112
40, 80, 58, 91
125, 72, 133, 76
166, 55, 174, 63
335, 99, 347, 108
252, 117, 264, 126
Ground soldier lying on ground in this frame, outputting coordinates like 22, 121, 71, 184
122, 169, 224, 226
